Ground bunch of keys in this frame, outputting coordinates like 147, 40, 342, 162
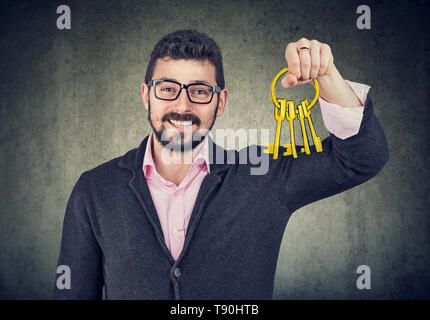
263, 67, 323, 159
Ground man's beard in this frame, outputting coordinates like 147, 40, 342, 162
147, 98, 218, 153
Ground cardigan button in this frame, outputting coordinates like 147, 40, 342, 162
174, 267, 181, 278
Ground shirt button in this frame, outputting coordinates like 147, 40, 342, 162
173, 228, 178, 235
174, 267, 181, 278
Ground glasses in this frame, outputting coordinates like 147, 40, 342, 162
148, 79, 221, 104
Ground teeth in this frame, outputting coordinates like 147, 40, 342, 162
170, 120, 193, 127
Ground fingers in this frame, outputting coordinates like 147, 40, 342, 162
283, 38, 333, 87
319, 43, 331, 77
309, 40, 320, 79
297, 38, 311, 80
285, 42, 301, 80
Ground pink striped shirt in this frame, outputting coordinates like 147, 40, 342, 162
143, 80, 370, 260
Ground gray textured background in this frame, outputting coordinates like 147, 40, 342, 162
1, 0, 429, 299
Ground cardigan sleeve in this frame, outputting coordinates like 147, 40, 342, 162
53, 174, 104, 299
266, 94, 389, 213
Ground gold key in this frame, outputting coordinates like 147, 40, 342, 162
301, 99, 323, 153
296, 102, 311, 155
272, 98, 286, 159
283, 100, 298, 158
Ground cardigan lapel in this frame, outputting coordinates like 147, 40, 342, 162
175, 136, 231, 265
118, 136, 175, 263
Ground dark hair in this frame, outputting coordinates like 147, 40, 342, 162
144, 29, 225, 89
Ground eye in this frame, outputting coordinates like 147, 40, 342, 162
161, 86, 175, 92
191, 86, 211, 95
195, 89, 207, 95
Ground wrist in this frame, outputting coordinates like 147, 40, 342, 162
315, 65, 361, 107
316, 64, 340, 88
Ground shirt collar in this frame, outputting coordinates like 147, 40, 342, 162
142, 132, 211, 178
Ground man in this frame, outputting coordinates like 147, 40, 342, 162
54, 29, 388, 299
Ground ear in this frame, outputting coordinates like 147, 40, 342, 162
216, 89, 228, 117
141, 83, 149, 110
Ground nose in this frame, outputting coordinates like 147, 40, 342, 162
173, 88, 193, 113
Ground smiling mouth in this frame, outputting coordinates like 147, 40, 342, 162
167, 119, 194, 128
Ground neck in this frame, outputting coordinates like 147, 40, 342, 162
151, 135, 206, 186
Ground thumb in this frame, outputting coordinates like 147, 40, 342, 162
281, 73, 298, 88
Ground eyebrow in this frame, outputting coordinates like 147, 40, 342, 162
160, 77, 213, 85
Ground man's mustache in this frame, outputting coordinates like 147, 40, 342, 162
162, 112, 201, 126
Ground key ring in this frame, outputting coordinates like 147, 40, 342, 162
270, 67, 320, 110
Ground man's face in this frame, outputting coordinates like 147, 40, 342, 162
142, 58, 227, 152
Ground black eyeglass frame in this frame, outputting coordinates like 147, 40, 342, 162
148, 79, 221, 104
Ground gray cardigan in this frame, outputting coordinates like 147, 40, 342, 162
53, 96, 388, 299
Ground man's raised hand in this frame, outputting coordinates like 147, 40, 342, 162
281, 38, 335, 88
